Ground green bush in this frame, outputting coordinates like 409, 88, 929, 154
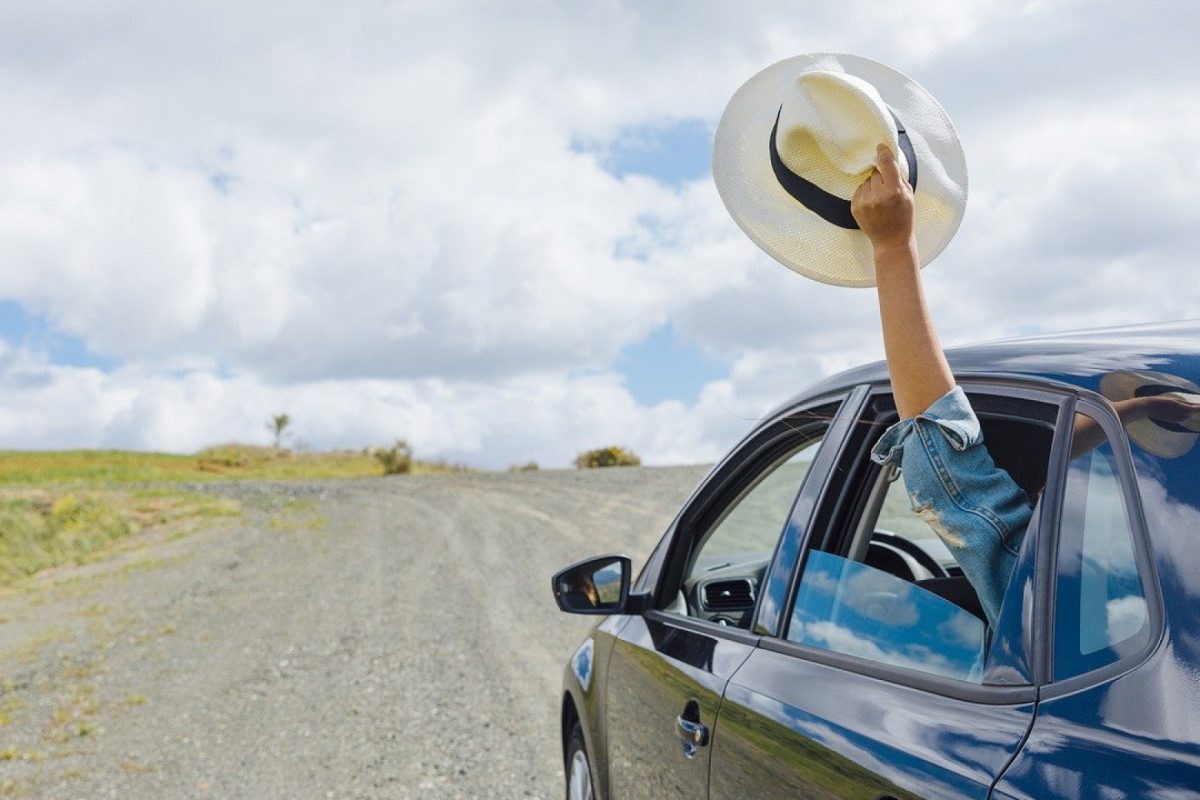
508, 462, 539, 472
574, 446, 641, 469
375, 440, 413, 475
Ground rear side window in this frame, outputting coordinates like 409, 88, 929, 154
1053, 410, 1151, 680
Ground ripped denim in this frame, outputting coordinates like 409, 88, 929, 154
870, 386, 1033, 629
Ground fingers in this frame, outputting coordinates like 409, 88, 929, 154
876, 143, 904, 188
853, 176, 868, 203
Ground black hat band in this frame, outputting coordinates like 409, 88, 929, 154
769, 106, 918, 230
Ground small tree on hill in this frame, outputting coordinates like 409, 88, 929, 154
267, 413, 291, 449
574, 446, 641, 469
375, 439, 413, 475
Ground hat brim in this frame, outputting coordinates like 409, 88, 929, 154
713, 53, 968, 288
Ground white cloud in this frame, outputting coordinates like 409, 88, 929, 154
0, 0, 1197, 463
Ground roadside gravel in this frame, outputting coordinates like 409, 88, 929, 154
0, 465, 709, 799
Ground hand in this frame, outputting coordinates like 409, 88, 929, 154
1143, 394, 1200, 426
1115, 394, 1200, 427
851, 144, 915, 254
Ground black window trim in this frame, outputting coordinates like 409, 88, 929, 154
1038, 390, 1167, 700
757, 636, 1037, 706
643, 608, 762, 648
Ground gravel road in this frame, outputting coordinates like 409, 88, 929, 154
0, 465, 709, 799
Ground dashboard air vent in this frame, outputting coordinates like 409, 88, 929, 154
703, 579, 754, 611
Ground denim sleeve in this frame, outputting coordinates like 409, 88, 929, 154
870, 386, 1033, 628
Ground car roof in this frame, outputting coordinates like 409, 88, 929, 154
780, 319, 1200, 413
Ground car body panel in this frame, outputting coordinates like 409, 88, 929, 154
604, 613, 755, 798
792, 321, 1200, 412
709, 647, 1034, 799
558, 320, 1200, 799
562, 614, 630, 800
994, 375, 1200, 798
992, 655, 1200, 798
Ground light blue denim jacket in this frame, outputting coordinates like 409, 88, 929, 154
870, 386, 1033, 629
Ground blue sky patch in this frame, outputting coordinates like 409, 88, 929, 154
0, 299, 119, 371
616, 323, 727, 407
208, 170, 235, 194
577, 118, 713, 188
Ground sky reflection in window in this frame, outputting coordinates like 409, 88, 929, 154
788, 551, 986, 683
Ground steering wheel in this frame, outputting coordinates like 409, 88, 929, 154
871, 531, 950, 579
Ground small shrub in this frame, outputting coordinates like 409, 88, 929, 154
196, 444, 284, 471
508, 462, 539, 472
375, 440, 413, 475
574, 446, 641, 469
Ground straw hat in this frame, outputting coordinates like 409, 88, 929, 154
713, 53, 968, 287
1099, 370, 1200, 459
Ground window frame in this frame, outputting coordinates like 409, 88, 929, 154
645, 389, 858, 641
760, 378, 1076, 705
1038, 392, 1166, 698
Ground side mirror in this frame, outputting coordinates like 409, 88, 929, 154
552, 554, 637, 615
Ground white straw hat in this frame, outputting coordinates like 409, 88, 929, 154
1099, 370, 1200, 459
713, 53, 968, 287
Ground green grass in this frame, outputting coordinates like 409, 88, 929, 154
0, 490, 239, 587
0, 445, 471, 487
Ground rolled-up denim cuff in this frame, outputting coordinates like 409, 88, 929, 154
870, 386, 982, 466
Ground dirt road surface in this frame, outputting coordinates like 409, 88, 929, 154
0, 466, 708, 799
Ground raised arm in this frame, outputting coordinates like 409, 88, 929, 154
854, 147, 1033, 629
851, 144, 954, 419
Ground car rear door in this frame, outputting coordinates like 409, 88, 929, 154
992, 396, 1200, 797
707, 384, 1068, 799
604, 390, 860, 799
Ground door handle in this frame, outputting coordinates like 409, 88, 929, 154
675, 713, 710, 758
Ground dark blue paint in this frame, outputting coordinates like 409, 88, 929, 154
559, 320, 1200, 799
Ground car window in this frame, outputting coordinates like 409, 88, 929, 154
788, 550, 985, 681
668, 425, 827, 628
1053, 411, 1149, 680
869, 470, 963, 577
786, 467, 991, 684
783, 394, 1056, 685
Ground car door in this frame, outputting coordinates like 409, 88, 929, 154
604, 390, 861, 799
707, 383, 1070, 799
991, 397, 1200, 797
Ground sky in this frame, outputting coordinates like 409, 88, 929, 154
0, 0, 1198, 468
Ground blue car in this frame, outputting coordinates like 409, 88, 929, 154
552, 321, 1200, 799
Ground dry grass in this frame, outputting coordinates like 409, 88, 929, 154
0, 444, 470, 589
0, 446, 471, 486
0, 489, 238, 588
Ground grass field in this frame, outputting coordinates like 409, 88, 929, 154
0, 445, 469, 487
0, 445, 470, 588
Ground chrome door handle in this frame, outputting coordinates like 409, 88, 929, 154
675, 714, 710, 748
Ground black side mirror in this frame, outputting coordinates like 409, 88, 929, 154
552, 554, 634, 614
